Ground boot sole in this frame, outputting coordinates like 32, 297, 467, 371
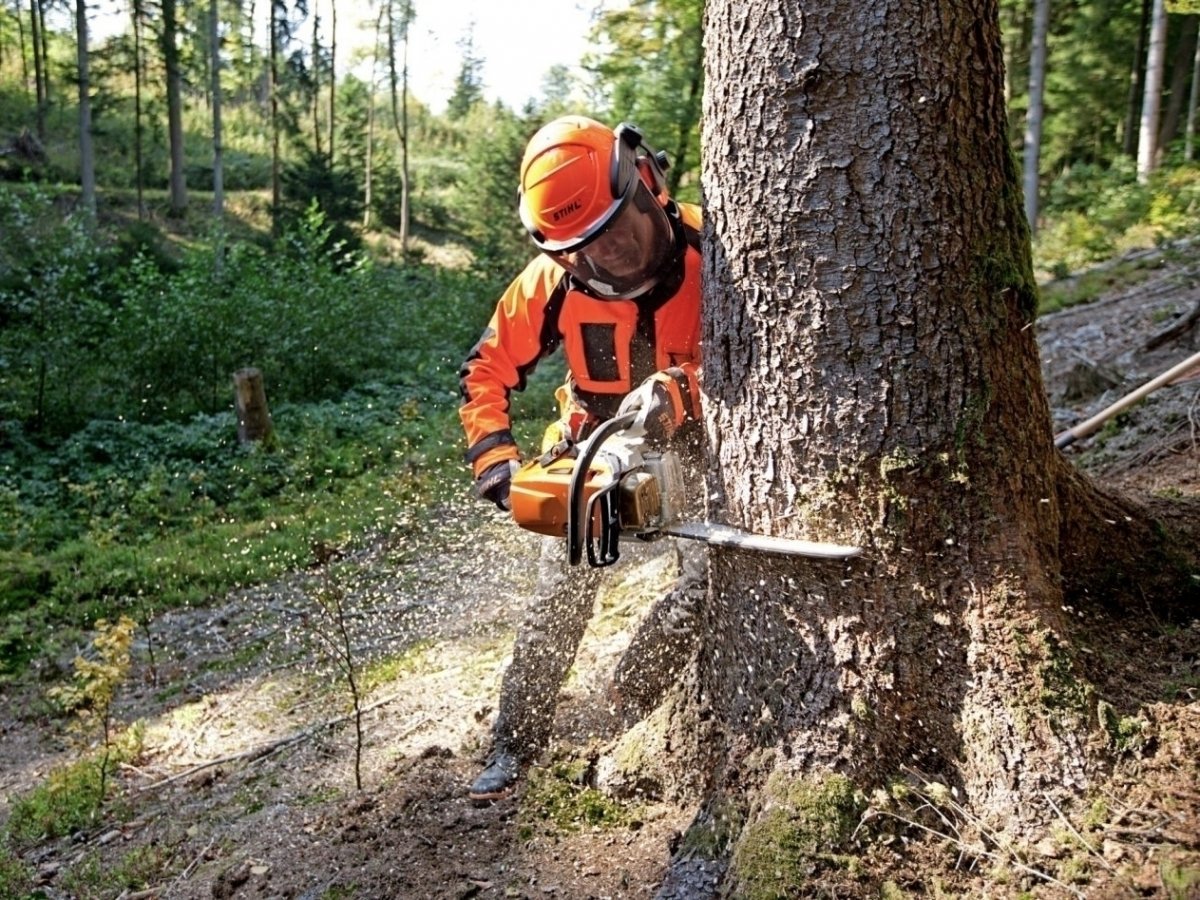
468, 785, 514, 803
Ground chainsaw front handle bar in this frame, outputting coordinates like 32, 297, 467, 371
566, 411, 639, 566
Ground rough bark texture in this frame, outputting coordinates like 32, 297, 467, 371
657, 0, 1200, 894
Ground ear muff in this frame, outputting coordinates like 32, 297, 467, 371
613, 122, 671, 205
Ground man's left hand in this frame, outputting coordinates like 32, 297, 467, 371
618, 367, 701, 443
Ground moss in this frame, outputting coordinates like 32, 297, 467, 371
1082, 797, 1109, 830
1096, 700, 1147, 754
519, 760, 634, 834
679, 798, 744, 858
953, 388, 992, 467
850, 695, 873, 723
732, 772, 865, 899
1160, 860, 1200, 900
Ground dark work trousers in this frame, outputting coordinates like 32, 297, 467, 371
490, 430, 706, 761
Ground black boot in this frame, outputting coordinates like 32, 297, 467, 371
468, 750, 521, 802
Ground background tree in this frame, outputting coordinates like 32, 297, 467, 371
1023, 0, 1049, 230
445, 25, 482, 121
584, 0, 703, 198
209, 0, 225, 258
161, 0, 188, 215
74, 0, 94, 216
1188, 17, 1200, 157
28, 0, 44, 139
386, 0, 414, 250
1138, 0, 1168, 180
639, 0, 1200, 894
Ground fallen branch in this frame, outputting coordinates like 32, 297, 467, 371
137, 688, 419, 793
1143, 298, 1200, 352
1055, 349, 1200, 448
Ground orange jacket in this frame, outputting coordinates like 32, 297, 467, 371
460, 202, 703, 477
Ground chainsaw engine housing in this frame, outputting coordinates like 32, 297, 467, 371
509, 433, 686, 539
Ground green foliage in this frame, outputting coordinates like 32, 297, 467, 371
0, 845, 34, 900
49, 616, 137, 724
449, 105, 541, 274
0, 187, 499, 432
60, 846, 169, 899
583, 0, 704, 201
4, 727, 143, 847
0, 378, 481, 672
1034, 160, 1200, 280
446, 28, 486, 121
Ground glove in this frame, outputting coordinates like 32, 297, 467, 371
618, 367, 702, 443
476, 459, 520, 510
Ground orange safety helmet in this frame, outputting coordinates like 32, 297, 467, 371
518, 116, 677, 299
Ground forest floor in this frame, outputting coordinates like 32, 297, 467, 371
1, 251, 1199, 899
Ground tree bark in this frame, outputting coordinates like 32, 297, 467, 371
1188, 18, 1200, 161
1159, 14, 1199, 149
270, 0, 281, 233
387, 0, 412, 253
132, 0, 145, 219
28, 0, 44, 141
233, 368, 274, 444
1023, 0, 1050, 233
1138, 0, 1168, 181
1124, 0, 1151, 157
74, 0, 94, 216
637, 0, 1200, 894
328, 0, 336, 165
162, 0, 188, 216
210, 0, 225, 270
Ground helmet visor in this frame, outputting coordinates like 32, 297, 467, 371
547, 182, 675, 299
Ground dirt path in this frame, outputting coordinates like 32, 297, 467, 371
1, 253, 1198, 899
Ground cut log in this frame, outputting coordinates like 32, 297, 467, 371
233, 367, 274, 444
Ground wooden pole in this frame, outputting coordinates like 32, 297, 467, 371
1054, 348, 1200, 448
233, 367, 274, 444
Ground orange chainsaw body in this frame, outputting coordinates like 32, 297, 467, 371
509, 453, 610, 537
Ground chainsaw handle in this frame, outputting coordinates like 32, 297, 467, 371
567, 411, 638, 566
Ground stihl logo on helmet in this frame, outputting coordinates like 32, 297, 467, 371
552, 200, 582, 222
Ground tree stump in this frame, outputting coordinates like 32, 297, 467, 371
233, 367, 274, 444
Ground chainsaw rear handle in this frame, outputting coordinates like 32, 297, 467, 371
567, 411, 638, 566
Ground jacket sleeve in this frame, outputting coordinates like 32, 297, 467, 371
458, 258, 565, 477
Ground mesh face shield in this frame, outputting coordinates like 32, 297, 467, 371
545, 180, 676, 299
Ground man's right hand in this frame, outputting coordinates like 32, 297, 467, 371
476, 460, 521, 510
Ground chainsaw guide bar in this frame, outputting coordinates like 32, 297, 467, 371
662, 520, 862, 560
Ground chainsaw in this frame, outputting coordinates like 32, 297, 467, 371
509, 411, 862, 567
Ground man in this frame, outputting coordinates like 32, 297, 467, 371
458, 115, 704, 801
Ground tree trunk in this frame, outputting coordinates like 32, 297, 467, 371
210, 0, 225, 270
363, 4, 385, 230
17, 6, 30, 100
162, 0, 188, 216
270, 0, 281, 233
1187, 18, 1200, 161
74, 0, 94, 216
387, 0, 411, 253
634, 0, 1200, 894
311, 6, 322, 156
1023, 0, 1050, 233
233, 368, 274, 444
1159, 14, 1199, 149
133, 0, 145, 219
1124, 0, 1151, 157
328, 0, 336, 165
1137, 0, 1167, 182
28, 0, 44, 141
